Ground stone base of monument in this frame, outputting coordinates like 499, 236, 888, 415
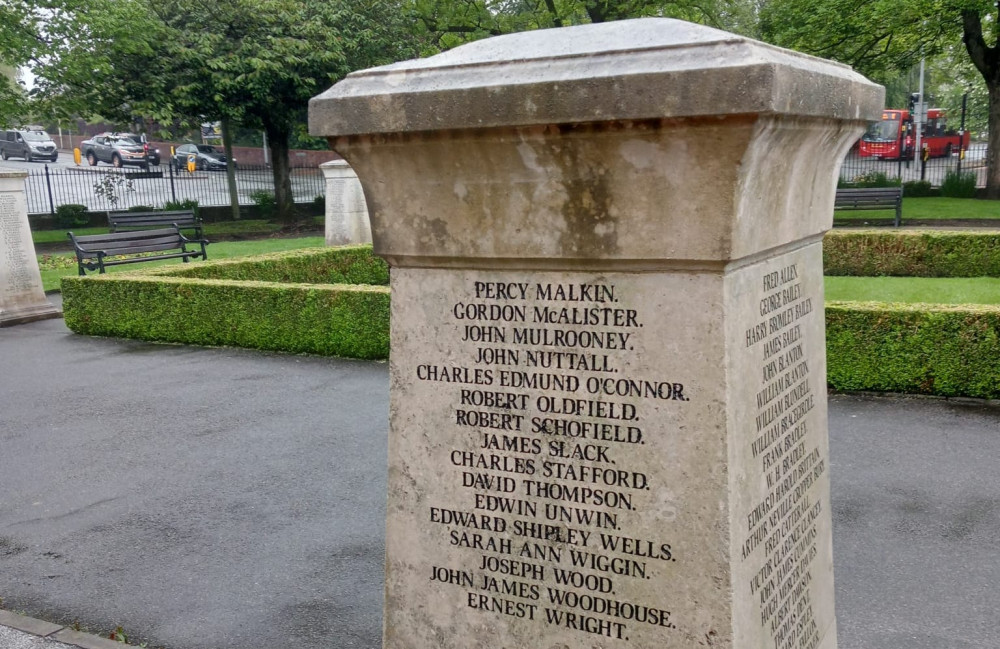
1, 169, 62, 327
0, 302, 62, 327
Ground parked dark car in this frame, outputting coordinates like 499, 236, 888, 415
171, 144, 236, 171
80, 132, 160, 169
1, 128, 58, 162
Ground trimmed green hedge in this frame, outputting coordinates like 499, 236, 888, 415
153, 245, 389, 285
62, 246, 390, 359
824, 230, 1000, 277
827, 302, 1000, 399
60, 244, 1000, 398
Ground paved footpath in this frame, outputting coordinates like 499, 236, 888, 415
1, 309, 998, 649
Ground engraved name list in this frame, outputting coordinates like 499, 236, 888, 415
413, 277, 692, 643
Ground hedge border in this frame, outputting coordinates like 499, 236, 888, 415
61, 246, 1000, 398
824, 229, 1000, 277
826, 301, 1000, 399
140, 244, 389, 285
61, 246, 390, 359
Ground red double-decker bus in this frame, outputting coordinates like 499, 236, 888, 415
858, 109, 969, 160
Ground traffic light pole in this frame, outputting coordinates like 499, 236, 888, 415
914, 59, 925, 167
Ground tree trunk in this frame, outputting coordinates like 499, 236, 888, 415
962, 9, 999, 198
543, 0, 563, 26
985, 84, 1000, 199
221, 118, 241, 220
264, 121, 295, 223
585, 2, 607, 23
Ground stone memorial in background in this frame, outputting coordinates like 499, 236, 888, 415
0, 168, 60, 326
311, 18, 882, 649
320, 159, 372, 246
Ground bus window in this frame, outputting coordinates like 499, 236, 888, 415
863, 118, 900, 141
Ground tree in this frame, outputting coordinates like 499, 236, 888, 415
149, 0, 414, 221
409, 0, 760, 53
28, 0, 416, 222
760, 0, 1000, 198
0, 1, 49, 126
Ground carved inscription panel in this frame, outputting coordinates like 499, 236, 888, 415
385, 269, 734, 649
0, 192, 42, 302
730, 242, 837, 649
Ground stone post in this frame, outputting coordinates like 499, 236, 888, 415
0, 168, 60, 326
320, 159, 372, 246
311, 18, 882, 649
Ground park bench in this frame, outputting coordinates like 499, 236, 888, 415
834, 187, 903, 227
108, 209, 202, 237
69, 226, 209, 276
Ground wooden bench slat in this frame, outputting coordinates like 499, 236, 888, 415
98, 251, 201, 268
69, 225, 209, 275
77, 241, 194, 257
833, 187, 903, 226
107, 209, 202, 236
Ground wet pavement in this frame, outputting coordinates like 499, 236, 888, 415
1, 313, 998, 649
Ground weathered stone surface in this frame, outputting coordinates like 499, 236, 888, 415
310, 17, 881, 649
0, 168, 60, 326
320, 160, 372, 246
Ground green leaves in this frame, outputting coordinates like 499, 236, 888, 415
407, 0, 759, 53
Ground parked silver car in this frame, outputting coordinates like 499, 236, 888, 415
80, 132, 161, 169
171, 143, 236, 171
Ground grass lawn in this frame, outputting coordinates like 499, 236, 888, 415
835, 197, 1000, 221
825, 276, 1000, 304
40, 236, 324, 292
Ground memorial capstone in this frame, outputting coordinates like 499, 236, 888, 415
320, 159, 372, 246
310, 18, 883, 649
0, 168, 60, 326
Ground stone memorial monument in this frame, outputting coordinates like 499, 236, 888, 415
311, 18, 882, 649
320, 159, 372, 246
0, 168, 60, 326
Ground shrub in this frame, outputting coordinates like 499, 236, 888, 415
164, 199, 200, 217
58, 245, 1000, 397
940, 170, 977, 198
161, 245, 389, 285
55, 203, 89, 228
92, 173, 134, 208
249, 190, 277, 219
826, 302, 1000, 399
824, 230, 1000, 277
127, 205, 156, 212
63, 276, 390, 359
61, 246, 390, 360
902, 180, 937, 197
842, 171, 899, 188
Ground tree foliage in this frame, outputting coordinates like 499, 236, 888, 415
25, 0, 415, 221
759, 0, 957, 82
0, 1, 53, 126
760, 0, 1000, 197
409, 0, 760, 53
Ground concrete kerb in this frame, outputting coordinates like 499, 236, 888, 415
0, 610, 139, 649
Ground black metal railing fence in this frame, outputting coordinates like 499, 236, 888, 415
839, 142, 988, 188
23, 163, 325, 215
21, 141, 990, 216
